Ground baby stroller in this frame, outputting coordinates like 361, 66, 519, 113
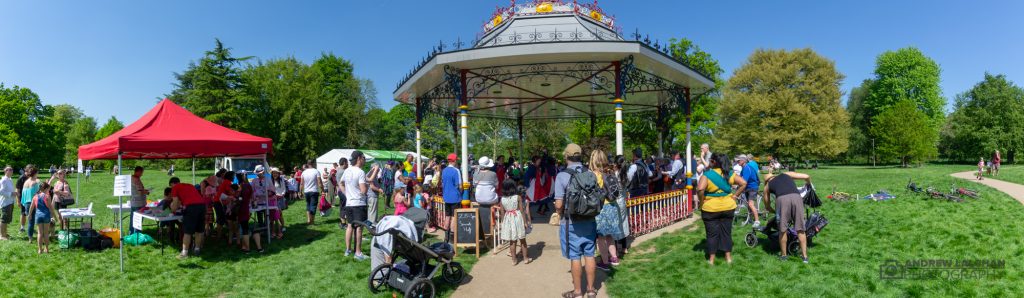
364, 208, 465, 298
744, 183, 829, 255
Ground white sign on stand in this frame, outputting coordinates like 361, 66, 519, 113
77, 159, 84, 173
113, 175, 132, 197
132, 212, 143, 231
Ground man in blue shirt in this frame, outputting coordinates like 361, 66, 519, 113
737, 154, 761, 227
441, 153, 462, 242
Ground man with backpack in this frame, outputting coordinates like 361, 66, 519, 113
553, 143, 605, 298
626, 148, 650, 197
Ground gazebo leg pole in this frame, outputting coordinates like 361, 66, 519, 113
191, 157, 196, 185
614, 98, 624, 156
684, 87, 693, 177
118, 153, 124, 273
459, 105, 470, 200
416, 126, 423, 182
614, 61, 624, 156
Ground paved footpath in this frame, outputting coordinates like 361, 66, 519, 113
951, 171, 1024, 204
452, 213, 697, 298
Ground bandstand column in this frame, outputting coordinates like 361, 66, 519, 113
684, 87, 693, 177
459, 70, 470, 195
415, 98, 423, 182
613, 61, 624, 156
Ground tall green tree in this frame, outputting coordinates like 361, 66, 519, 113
863, 47, 944, 164
168, 39, 252, 128
717, 48, 850, 161
940, 73, 1024, 163
0, 84, 61, 166
65, 116, 97, 164
871, 100, 938, 166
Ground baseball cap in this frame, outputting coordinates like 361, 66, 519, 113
563, 143, 582, 157
447, 153, 458, 162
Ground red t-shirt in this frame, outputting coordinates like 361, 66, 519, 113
171, 183, 204, 206
215, 179, 233, 204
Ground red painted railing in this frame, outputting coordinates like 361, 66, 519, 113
625, 189, 693, 237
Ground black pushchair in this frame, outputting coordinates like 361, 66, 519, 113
363, 208, 465, 298
744, 183, 829, 255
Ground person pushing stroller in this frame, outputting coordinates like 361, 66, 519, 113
763, 171, 812, 263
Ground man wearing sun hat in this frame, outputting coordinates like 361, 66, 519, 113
440, 153, 462, 242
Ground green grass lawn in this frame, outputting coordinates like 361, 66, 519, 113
606, 165, 1024, 297
990, 164, 1024, 186
0, 171, 477, 297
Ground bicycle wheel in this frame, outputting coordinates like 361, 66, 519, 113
734, 196, 750, 225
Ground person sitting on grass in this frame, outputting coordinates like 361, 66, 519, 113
28, 182, 54, 254
763, 171, 812, 264
169, 177, 207, 259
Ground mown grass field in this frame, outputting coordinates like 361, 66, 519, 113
606, 165, 1023, 297
0, 170, 477, 297
991, 164, 1024, 186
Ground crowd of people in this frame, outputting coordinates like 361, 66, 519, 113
2, 142, 830, 295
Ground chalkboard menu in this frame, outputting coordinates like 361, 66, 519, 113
454, 208, 480, 257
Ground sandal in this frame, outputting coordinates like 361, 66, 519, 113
587, 290, 598, 298
561, 290, 583, 298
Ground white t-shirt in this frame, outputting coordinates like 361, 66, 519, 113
342, 167, 368, 207
301, 168, 321, 193
0, 176, 15, 208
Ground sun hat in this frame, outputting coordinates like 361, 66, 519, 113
254, 165, 266, 173
478, 156, 494, 168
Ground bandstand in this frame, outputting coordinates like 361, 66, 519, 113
394, 0, 715, 197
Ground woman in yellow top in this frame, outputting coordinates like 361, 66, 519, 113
696, 153, 747, 265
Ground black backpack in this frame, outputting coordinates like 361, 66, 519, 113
629, 160, 650, 192
563, 167, 605, 219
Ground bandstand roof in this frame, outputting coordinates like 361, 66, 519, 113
394, 1, 715, 120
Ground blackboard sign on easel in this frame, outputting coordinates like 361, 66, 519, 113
454, 208, 480, 257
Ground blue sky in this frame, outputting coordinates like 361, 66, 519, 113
2, 0, 1022, 123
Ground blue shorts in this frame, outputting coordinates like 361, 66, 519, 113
559, 219, 597, 260
34, 212, 52, 224
304, 192, 319, 214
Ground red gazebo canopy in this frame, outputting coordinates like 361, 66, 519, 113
78, 99, 273, 160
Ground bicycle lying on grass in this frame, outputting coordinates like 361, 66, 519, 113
827, 185, 853, 202
925, 187, 964, 203
950, 183, 980, 199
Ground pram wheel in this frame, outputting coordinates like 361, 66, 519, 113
744, 232, 757, 248
787, 241, 800, 256
442, 262, 466, 285
368, 264, 392, 294
404, 278, 435, 298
